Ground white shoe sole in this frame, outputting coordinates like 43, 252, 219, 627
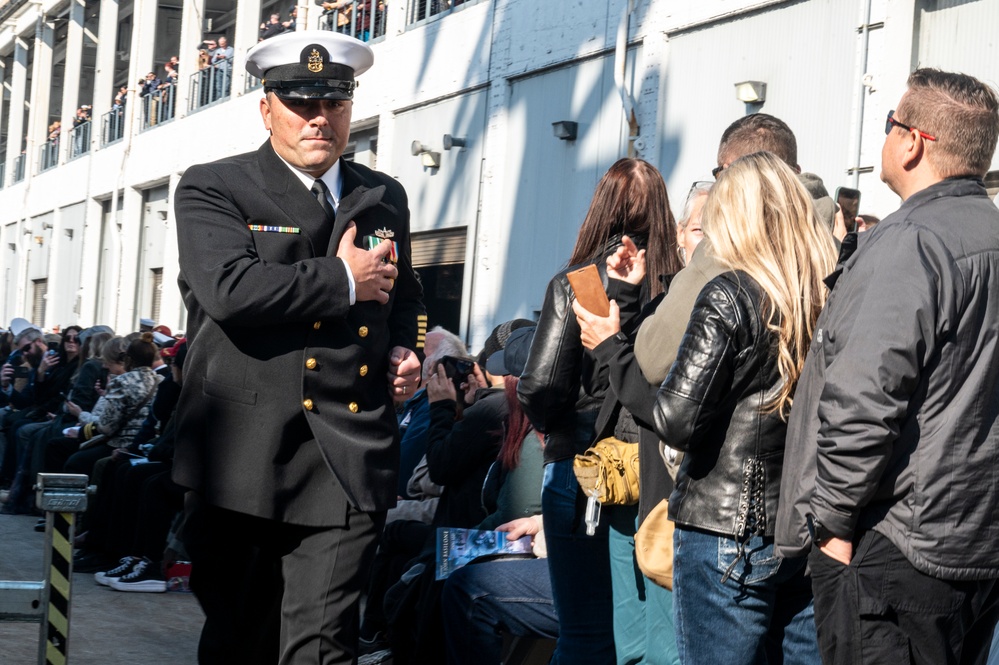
109, 580, 167, 593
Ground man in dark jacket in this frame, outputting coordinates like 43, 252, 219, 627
776, 68, 999, 664
173, 31, 425, 665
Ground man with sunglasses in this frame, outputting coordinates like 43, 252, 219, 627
777, 69, 999, 664
0, 318, 49, 400
635, 112, 834, 385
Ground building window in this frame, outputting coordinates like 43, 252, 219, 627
150, 268, 163, 323
32, 279, 47, 329
412, 227, 466, 334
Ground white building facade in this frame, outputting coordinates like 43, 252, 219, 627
0, 0, 997, 348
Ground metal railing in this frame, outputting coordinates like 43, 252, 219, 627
318, 1, 387, 41
39, 140, 59, 173
101, 108, 126, 146
140, 83, 178, 131
408, 0, 467, 24
12, 153, 25, 184
69, 120, 91, 160
189, 56, 233, 112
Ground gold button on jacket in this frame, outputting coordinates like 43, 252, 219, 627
359, 365, 368, 376
305, 358, 318, 370
303, 399, 314, 411
313, 321, 322, 330
348, 402, 359, 413
358, 326, 369, 338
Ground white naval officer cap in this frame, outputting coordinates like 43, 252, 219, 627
246, 31, 374, 101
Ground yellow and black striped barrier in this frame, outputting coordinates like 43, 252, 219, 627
0, 473, 88, 665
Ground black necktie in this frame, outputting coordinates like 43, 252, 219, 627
311, 179, 336, 224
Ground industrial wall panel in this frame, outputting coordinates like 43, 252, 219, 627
917, 0, 999, 172
27, 212, 52, 282
392, 89, 488, 235
3, 224, 17, 324
137, 184, 169, 324
659, 0, 858, 209
50, 202, 86, 326
498, 48, 639, 318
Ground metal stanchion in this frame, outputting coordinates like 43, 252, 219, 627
0, 473, 88, 665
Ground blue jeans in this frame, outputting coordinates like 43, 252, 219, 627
441, 558, 557, 665
607, 504, 680, 665
542, 459, 616, 664
672, 526, 818, 665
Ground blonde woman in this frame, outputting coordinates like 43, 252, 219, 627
675, 181, 710, 266
652, 151, 836, 665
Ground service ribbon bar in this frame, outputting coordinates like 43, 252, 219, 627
364, 236, 399, 263
248, 225, 301, 234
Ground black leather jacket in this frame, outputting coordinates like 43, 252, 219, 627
518, 237, 644, 463
653, 271, 787, 539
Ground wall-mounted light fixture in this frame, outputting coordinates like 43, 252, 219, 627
157, 210, 169, 221
410, 140, 441, 169
64, 229, 74, 240
552, 121, 578, 141
442, 134, 466, 151
7, 243, 16, 251
42, 222, 53, 230
734, 81, 767, 104
34, 236, 44, 245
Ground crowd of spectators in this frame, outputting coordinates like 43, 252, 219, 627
2, 65, 999, 665
0, 317, 187, 593
317, 0, 386, 42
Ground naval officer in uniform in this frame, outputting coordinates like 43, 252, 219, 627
173, 30, 426, 664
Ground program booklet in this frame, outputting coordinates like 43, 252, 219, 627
435, 527, 533, 580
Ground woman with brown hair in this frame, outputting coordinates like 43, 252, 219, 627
518, 158, 682, 663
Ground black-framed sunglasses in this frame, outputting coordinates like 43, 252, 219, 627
19, 341, 34, 354
711, 165, 725, 179
64, 335, 80, 342
885, 110, 937, 141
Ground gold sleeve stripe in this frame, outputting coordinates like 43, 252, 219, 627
417, 315, 428, 321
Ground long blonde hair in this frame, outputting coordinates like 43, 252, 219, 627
701, 151, 837, 417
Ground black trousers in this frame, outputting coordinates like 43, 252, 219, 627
183, 500, 385, 665
810, 529, 999, 665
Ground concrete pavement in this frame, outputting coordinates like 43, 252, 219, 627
0, 513, 202, 664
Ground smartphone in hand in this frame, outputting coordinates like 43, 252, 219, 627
567, 264, 610, 317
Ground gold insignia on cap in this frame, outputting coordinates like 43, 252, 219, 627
307, 48, 324, 73
375, 227, 395, 240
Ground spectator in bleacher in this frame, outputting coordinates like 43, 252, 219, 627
319, 0, 354, 34
1, 326, 83, 515
61, 333, 161, 478
84, 340, 188, 587
283, 5, 297, 32
212, 36, 234, 100
395, 326, 466, 498
139, 72, 161, 97
259, 13, 286, 40
39, 330, 115, 478
377, 320, 537, 663
0, 319, 72, 492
